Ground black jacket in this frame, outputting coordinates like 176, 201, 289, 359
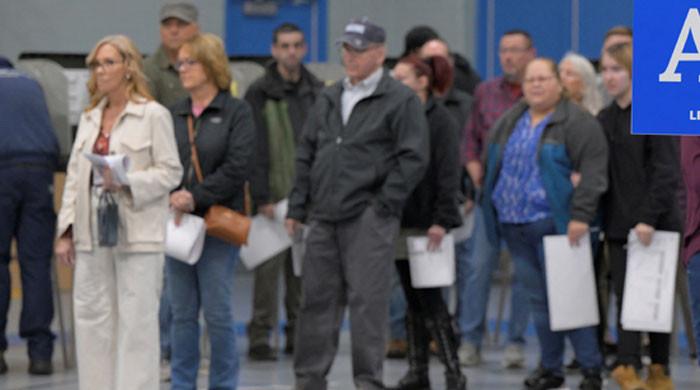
287, 69, 430, 222
598, 103, 682, 239
401, 98, 462, 230
439, 87, 475, 201
245, 61, 323, 206
452, 53, 481, 96
170, 91, 255, 215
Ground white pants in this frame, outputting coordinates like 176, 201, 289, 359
73, 189, 163, 390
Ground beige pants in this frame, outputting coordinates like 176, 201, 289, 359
73, 189, 163, 390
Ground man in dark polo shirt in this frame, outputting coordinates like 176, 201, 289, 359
142, 1, 199, 380
285, 18, 429, 390
143, 0, 200, 108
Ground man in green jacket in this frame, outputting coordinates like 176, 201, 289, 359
245, 23, 323, 361
143, 1, 199, 108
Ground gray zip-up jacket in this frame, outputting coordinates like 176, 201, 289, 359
287, 69, 430, 223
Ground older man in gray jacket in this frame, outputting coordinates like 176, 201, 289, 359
285, 18, 430, 390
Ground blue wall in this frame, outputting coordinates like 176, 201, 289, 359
477, 0, 633, 78
225, 0, 327, 61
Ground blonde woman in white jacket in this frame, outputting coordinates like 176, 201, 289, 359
54, 35, 182, 390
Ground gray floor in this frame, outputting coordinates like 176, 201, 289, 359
2, 266, 699, 390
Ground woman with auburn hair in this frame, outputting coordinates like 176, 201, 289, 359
54, 34, 183, 389
389, 54, 466, 390
166, 33, 255, 389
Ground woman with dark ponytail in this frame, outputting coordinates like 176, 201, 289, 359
389, 55, 466, 390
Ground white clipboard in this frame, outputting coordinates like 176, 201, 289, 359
543, 234, 599, 331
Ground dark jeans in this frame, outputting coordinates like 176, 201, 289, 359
501, 218, 601, 376
688, 252, 700, 366
608, 239, 670, 367
0, 164, 55, 360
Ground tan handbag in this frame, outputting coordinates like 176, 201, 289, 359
187, 116, 251, 246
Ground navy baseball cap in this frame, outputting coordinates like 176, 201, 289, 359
336, 17, 386, 51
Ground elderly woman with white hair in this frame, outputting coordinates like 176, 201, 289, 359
559, 52, 603, 115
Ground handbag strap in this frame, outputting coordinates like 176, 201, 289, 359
187, 115, 205, 184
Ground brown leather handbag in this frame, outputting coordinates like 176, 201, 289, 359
187, 116, 251, 246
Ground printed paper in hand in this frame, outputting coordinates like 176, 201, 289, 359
621, 230, 680, 333
240, 199, 292, 270
84, 153, 130, 186
165, 212, 206, 265
407, 234, 455, 288
543, 234, 599, 331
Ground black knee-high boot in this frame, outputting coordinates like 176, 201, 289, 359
389, 311, 430, 390
425, 306, 467, 390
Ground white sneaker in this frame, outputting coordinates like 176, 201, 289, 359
160, 360, 171, 382
502, 343, 525, 369
458, 342, 481, 366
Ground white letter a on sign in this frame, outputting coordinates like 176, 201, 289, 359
659, 8, 700, 82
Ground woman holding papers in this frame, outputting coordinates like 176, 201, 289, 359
388, 55, 466, 390
599, 43, 681, 390
481, 58, 608, 390
54, 35, 183, 389
166, 33, 255, 389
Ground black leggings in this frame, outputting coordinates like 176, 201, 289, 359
608, 240, 671, 366
395, 260, 449, 324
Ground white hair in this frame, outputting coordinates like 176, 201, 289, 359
559, 52, 603, 115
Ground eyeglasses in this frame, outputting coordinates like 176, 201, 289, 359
176, 58, 198, 70
499, 46, 530, 55
524, 75, 556, 85
88, 59, 124, 71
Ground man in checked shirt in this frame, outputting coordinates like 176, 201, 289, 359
456, 29, 536, 369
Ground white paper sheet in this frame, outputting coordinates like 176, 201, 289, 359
165, 212, 206, 265
543, 234, 599, 331
291, 225, 309, 277
621, 230, 680, 333
83, 152, 130, 186
239, 199, 292, 270
407, 234, 455, 288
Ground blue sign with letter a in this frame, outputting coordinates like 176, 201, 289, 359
634, 3, 700, 134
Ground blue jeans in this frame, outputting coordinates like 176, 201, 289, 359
389, 268, 407, 340
501, 218, 601, 376
167, 235, 239, 390
456, 205, 530, 347
688, 252, 700, 366
159, 271, 172, 360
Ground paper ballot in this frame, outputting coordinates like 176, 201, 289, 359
165, 213, 206, 265
84, 153, 130, 186
240, 199, 292, 270
407, 234, 455, 288
291, 225, 309, 277
621, 230, 680, 333
543, 234, 599, 331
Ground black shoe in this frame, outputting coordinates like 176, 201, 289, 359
248, 344, 277, 361
565, 358, 581, 372
524, 367, 564, 390
0, 353, 7, 374
578, 372, 602, 390
388, 371, 430, 390
28, 359, 53, 375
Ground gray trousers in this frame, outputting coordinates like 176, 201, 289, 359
248, 248, 301, 348
294, 206, 399, 390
